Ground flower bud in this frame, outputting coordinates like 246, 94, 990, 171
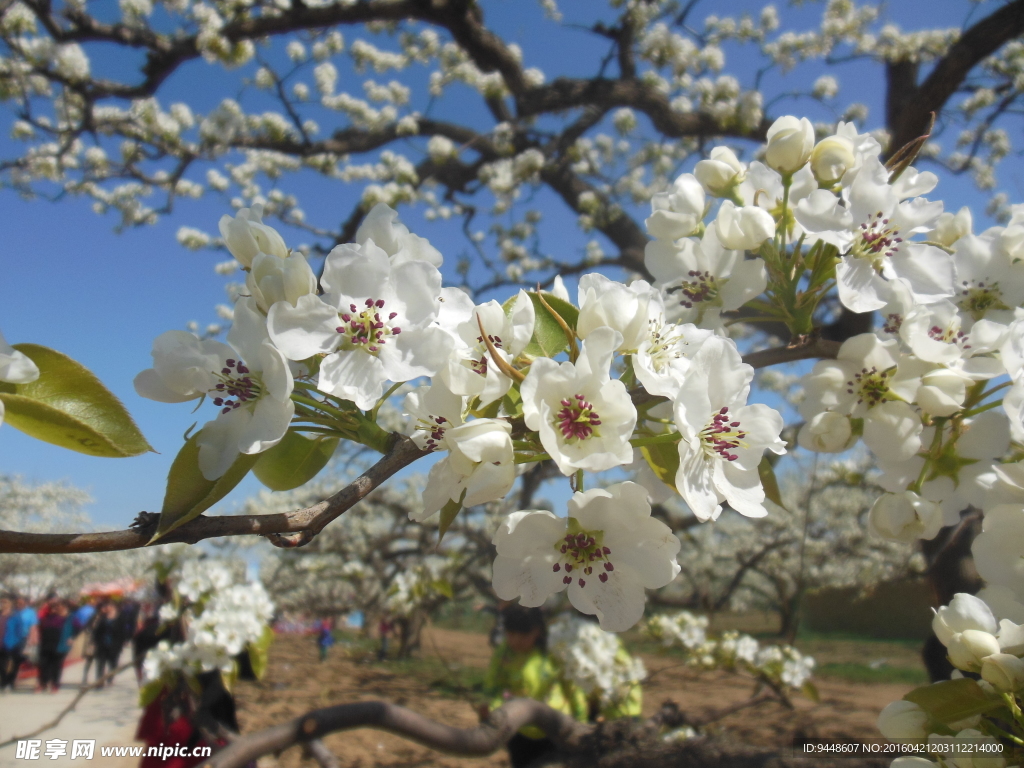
218, 205, 289, 269
981, 652, 1024, 692
765, 116, 815, 176
947, 629, 1001, 672
877, 700, 929, 740
246, 252, 318, 314
933, 594, 998, 647
797, 411, 854, 453
928, 207, 972, 247
694, 147, 745, 197
810, 135, 856, 186
714, 201, 775, 251
916, 368, 968, 417
868, 491, 943, 544
646, 174, 706, 240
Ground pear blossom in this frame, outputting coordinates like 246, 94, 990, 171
764, 115, 815, 175
134, 321, 294, 480
576, 273, 659, 352
416, 418, 515, 521
491, 481, 682, 631
673, 338, 786, 521
713, 201, 775, 251
795, 156, 952, 312
246, 251, 317, 314
878, 411, 1010, 525
218, 204, 289, 269
355, 202, 443, 268
0, 328, 40, 426
521, 327, 636, 476
933, 593, 999, 648
928, 206, 973, 247
266, 239, 453, 410
799, 334, 923, 462
952, 233, 1024, 328
809, 134, 856, 186
797, 411, 855, 453
644, 173, 705, 241
632, 318, 715, 399
694, 146, 745, 197
877, 700, 929, 740
645, 226, 767, 327
868, 491, 943, 543
981, 653, 1024, 691
441, 290, 534, 406
404, 378, 466, 452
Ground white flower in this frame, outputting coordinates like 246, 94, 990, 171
135, 311, 294, 480
868, 491, 943, 543
809, 135, 856, 186
521, 327, 637, 476
981, 653, 1024, 692
417, 418, 515, 521
928, 206, 972, 247
245, 251, 317, 314
799, 334, 923, 462
973, 504, 1024, 601
646, 227, 767, 327
673, 338, 786, 521
795, 156, 952, 312
797, 411, 855, 453
764, 115, 815, 175
267, 239, 453, 410
645, 173, 705, 241
0, 329, 39, 389
355, 202, 442, 268
491, 482, 682, 632
713, 201, 775, 251
218, 204, 288, 269
948, 629, 1001, 672
441, 290, 534, 407
694, 147, 746, 197
633, 319, 714, 399
404, 378, 465, 451
953, 234, 1024, 328
577, 273, 659, 352
877, 700, 929, 740
933, 593, 999, 648
548, 615, 645, 705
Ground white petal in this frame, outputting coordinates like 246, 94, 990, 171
318, 350, 387, 410
267, 294, 341, 360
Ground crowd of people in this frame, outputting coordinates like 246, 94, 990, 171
0, 592, 163, 693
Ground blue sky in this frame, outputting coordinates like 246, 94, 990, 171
0, 0, 1015, 533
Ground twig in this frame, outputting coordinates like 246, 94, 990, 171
302, 739, 340, 768
202, 698, 590, 768
0, 661, 134, 748
0, 434, 427, 554
741, 338, 841, 369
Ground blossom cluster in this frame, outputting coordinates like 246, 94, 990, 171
876, 593, 1024, 768
642, 611, 815, 691
547, 614, 646, 708
142, 558, 274, 685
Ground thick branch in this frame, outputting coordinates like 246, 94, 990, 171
742, 338, 841, 369
206, 698, 590, 768
0, 433, 427, 554
888, 0, 1024, 153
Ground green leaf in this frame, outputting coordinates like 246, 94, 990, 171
640, 442, 679, 491
220, 660, 238, 693
0, 344, 151, 457
801, 681, 820, 703
904, 678, 1001, 725
437, 492, 465, 543
524, 291, 579, 358
139, 678, 165, 707
253, 430, 338, 491
433, 578, 454, 600
758, 457, 786, 510
247, 626, 274, 680
153, 433, 258, 541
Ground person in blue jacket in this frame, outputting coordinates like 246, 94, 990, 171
1, 595, 38, 691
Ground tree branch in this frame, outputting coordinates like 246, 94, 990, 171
888, 0, 1024, 153
205, 698, 590, 768
742, 338, 841, 369
0, 433, 427, 554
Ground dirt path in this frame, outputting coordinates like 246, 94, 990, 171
235, 627, 913, 767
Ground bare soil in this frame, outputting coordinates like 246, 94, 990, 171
235, 627, 917, 768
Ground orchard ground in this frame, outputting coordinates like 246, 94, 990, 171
234, 619, 928, 768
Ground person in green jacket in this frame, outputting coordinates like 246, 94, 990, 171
482, 605, 586, 768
